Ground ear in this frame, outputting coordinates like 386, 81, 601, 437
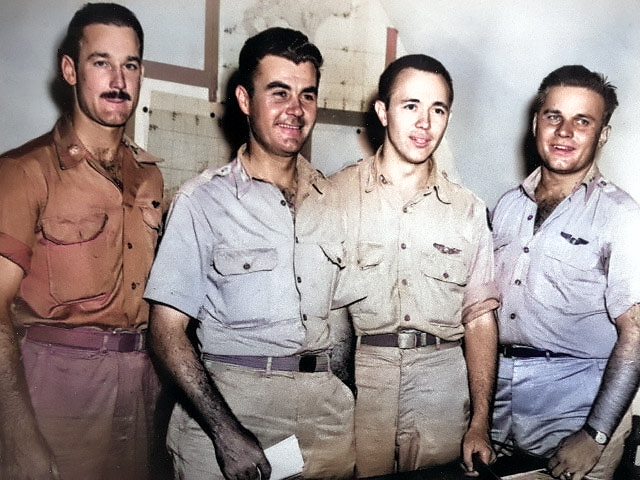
374, 100, 388, 127
235, 84, 251, 116
61, 55, 77, 86
531, 113, 538, 137
598, 125, 611, 148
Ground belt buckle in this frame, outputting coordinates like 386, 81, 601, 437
397, 331, 417, 349
298, 354, 317, 372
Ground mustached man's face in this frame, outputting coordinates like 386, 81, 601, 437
62, 23, 142, 129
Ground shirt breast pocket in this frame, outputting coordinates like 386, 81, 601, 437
212, 247, 278, 275
419, 251, 468, 324
40, 211, 118, 309
541, 240, 602, 297
211, 247, 279, 324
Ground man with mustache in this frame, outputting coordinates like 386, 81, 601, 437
491, 65, 640, 480
0, 4, 163, 479
330, 54, 499, 477
144, 27, 356, 480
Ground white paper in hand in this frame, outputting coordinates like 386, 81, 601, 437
264, 435, 304, 480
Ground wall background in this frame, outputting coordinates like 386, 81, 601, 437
1, 0, 639, 209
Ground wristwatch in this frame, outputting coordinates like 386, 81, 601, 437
583, 423, 609, 446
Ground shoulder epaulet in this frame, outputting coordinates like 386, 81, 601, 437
213, 163, 233, 177
122, 135, 163, 164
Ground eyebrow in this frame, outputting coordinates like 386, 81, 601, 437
402, 98, 450, 111
87, 52, 141, 63
542, 108, 597, 121
266, 81, 318, 95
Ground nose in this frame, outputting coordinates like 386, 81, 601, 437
110, 67, 126, 90
286, 96, 303, 117
555, 119, 573, 137
416, 111, 430, 129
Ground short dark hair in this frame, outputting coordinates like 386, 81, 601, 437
238, 27, 323, 96
59, 3, 144, 65
378, 54, 454, 108
534, 65, 618, 125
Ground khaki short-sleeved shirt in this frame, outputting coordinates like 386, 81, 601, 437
331, 151, 498, 341
0, 117, 164, 328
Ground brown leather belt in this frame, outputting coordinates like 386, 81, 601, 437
360, 330, 460, 350
202, 352, 330, 373
24, 324, 147, 352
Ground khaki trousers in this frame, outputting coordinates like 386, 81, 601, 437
167, 359, 356, 479
354, 343, 469, 478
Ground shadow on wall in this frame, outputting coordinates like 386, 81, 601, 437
220, 69, 249, 156
521, 99, 541, 177
49, 36, 74, 117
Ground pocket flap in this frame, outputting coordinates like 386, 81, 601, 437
212, 247, 277, 275
420, 251, 468, 286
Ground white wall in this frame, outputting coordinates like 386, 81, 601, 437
1, 1, 639, 208
381, 0, 640, 207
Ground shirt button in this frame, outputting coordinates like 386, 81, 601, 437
297, 276, 302, 283
527, 215, 533, 221
510, 313, 516, 319
401, 279, 408, 286
243, 263, 251, 270
401, 243, 407, 249
443, 272, 449, 279
280, 200, 287, 206
402, 206, 408, 213
404, 314, 411, 322
127, 242, 133, 249
523, 247, 530, 253
302, 314, 308, 321
515, 279, 521, 285
131, 282, 137, 290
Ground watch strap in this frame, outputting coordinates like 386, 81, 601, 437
583, 423, 609, 445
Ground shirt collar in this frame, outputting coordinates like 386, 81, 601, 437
521, 163, 602, 203
364, 146, 452, 204
52, 115, 160, 170
233, 143, 327, 199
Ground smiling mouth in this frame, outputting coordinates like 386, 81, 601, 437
552, 144, 575, 153
411, 136, 431, 147
277, 123, 303, 131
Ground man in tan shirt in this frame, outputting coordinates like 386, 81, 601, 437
331, 54, 499, 477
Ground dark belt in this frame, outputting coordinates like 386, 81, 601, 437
360, 330, 461, 350
499, 344, 573, 359
202, 352, 330, 373
24, 324, 147, 352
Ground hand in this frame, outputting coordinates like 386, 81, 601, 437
547, 429, 604, 480
214, 422, 272, 480
1, 429, 60, 480
461, 424, 496, 474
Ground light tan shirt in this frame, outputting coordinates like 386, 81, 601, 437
331, 151, 498, 341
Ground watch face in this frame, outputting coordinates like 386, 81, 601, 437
595, 431, 607, 444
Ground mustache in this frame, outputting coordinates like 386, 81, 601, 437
100, 90, 132, 101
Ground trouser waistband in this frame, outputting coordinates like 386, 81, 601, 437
359, 330, 461, 350
202, 352, 330, 372
499, 344, 574, 358
24, 324, 147, 352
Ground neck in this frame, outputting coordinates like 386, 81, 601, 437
378, 150, 433, 201
72, 109, 125, 164
242, 141, 298, 191
535, 166, 590, 203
